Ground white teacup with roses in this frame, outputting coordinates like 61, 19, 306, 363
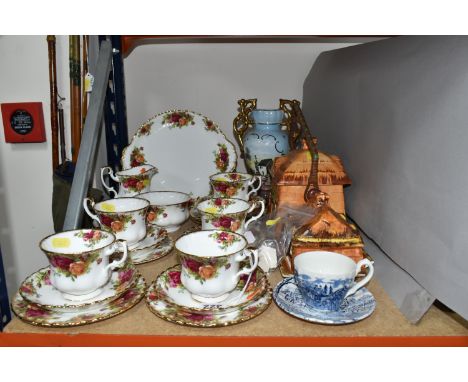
83, 197, 149, 248
140, 191, 192, 233
197, 197, 265, 234
39, 229, 128, 301
209, 172, 262, 201
176, 230, 258, 303
101, 164, 157, 198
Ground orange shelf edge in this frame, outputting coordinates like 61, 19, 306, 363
1, 333, 467, 347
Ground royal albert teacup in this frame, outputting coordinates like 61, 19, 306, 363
140, 191, 191, 233
197, 197, 265, 234
294, 251, 374, 312
209, 172, 262, 201
176, 230, 258, 303
39, 229, 128, 301
101, 164, 157, 198
83, 197, 149, 248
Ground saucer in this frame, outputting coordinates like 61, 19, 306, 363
273, 277, 376, 325
146, 282, 272, 327
12, 274, 146, 327
19, 260, 137, 312
130, 225, 166, 250
131, 235, 174, 265
148, 264, 268, 314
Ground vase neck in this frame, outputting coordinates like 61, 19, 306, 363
251, 122, 282, 131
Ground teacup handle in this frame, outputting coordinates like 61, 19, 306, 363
83, 197, 101, 226
231, 248, 259, 303
246, 176, 262, 199
105, 240, 128, 271
234, 248, 259, 279
244, 199, 265, 231
344, 258, 374, 299
100, 167, 118, 198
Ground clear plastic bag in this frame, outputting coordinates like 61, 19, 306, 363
245, 204, 318, 274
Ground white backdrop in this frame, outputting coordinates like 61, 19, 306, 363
124, 42, 357, 174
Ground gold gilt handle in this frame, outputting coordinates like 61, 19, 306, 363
279, 99, 303, 150
233, 98, 257, 157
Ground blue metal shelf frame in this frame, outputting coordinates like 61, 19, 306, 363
0, 247, 11, 331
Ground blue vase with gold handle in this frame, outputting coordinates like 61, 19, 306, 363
243, 109, 290, 174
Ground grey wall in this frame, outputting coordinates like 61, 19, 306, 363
302, 36, 468, 320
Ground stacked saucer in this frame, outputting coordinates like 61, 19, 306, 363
127, 225, 174, 265
273, 277, 376, 325
12, 259, 146, 327
146, 264, 272, 327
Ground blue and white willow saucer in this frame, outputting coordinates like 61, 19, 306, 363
273, 277, 376, 325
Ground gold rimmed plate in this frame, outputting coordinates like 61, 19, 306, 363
147, 264, 268, 314
145, 266, 272, 328
18, 260, 138, 313
131, 235, 174, 265
12, 274, 146, 327
121, 110, 237, 198
146, 283, 272, 328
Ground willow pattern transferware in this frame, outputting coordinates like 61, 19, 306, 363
121, 110, 237, 198
197, 197, 265, 234
273, 277, 376, 325
140, 191, 191, 233
101, 164, 158, 198
146, 281, 272, 328
209, 172, 261, 201
149, 264, 268, 314
176, 230, 258, 303
12, 274, 147, 327
131, 235, 174, 265
18, 260, 137, 313
294, 251, 374, 312
39, 229, 128, 301
83, 197, 149, 248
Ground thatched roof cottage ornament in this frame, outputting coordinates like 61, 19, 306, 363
281, 136, 365, 275
270, 100, 351, 214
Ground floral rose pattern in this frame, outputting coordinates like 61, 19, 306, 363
162, 111, 195, 128
147, 288, 166, 301
214, 143, 229, 172
99, 213, 134, 234
26, 305, 50, 318
13, 279, 145, 326
120, 175, 151, 193
180, 254, 229, 284
112, 260, 136, 293
168, 270, 182, 288
47, 251, 100, 280
206, 197, 235, 213
130, 146, 146, 167
20, 269, 52, 298
209, 231, 241, 250
204, 214, 243, 233
74, 230, 108, 248
137, 121, 153, 137
228, 173, 242, 181
147, 206, 167, 222
203, 117, 218, 132
20, 281, 38, 297
211, 180, 243, 198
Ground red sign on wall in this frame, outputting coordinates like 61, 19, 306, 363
1, 102, 46, 143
